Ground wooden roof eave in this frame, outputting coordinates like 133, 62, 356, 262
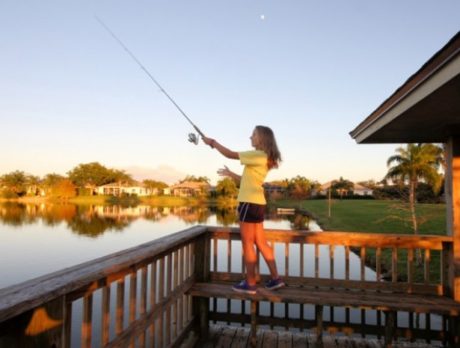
350, 31, 460, 144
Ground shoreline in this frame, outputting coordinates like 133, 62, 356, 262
0, 195, 238, 207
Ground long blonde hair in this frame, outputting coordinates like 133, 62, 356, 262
255, 125, 282, 169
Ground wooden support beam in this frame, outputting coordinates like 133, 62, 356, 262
445, 137, 460, 302
250, 301, 257, 347
192, 236, 211, 341
315, 305, 324, 348
384, 311, 395, 347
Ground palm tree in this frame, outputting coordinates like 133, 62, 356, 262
385, 143, 443, 237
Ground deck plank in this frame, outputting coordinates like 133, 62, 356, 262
278, 330, 292, 348
200, 325, 444, 348
231, 327, 250, 348
292, 331, 308, 348
202, 325, 224, 348
322, 335, 337, 348
255, 328, 265, 348
262, 329, 278, 348
216, 326, 238, 348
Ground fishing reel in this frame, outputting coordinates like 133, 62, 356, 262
188, 133, 199, 145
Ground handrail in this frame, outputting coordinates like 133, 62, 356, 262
207, 226, 452, 249
0, 225, 207, 324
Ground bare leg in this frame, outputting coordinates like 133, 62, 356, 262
254, 222, 280, 279
240, 222, 257, 286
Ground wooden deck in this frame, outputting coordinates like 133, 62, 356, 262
193, 324, 442, 348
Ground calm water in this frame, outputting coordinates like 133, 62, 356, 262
0, 202, 321, 289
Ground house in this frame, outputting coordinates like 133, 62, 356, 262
318, 181, 333, 195
95, 182, 156, 196
318, 181, 373, 196
352, 183, 373, 196
350, 31, 460, 301
168, 181, 210, 197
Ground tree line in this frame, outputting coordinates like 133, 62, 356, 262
1, 143, 444, 207
0, 162, 168, 199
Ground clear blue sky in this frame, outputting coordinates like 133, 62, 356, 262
1, 1, 459, 184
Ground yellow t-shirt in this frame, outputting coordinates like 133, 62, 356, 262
237, 150, 268, 205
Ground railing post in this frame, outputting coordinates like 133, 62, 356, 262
442, 241, 454, 297
315, 304, 323, 348
193, 233, 211, 340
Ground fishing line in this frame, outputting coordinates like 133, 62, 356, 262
95, 15, 204, 144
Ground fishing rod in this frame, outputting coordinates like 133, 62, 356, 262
95, 15, 204, 145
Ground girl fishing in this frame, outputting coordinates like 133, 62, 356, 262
202, 126, 285, 294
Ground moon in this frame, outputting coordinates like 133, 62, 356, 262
260, 14, 265, 20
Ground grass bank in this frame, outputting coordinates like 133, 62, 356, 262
271, 199, 447, 282
1, 195, 235, 207
272, 199, 446, 235
68, 196, 107, 205
68, 195, 205, 206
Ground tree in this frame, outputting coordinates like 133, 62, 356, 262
287, 176, 313, 199
41, 173, 66, 196
143, 180, 168, 195
357, 180, 379, 190
0, 171, 28, 197
216, 177, 238, 199
108, 169, 134, 185
385, 143, 443, 261
331, 177, 354, 198
49, 179, 77, 199
67, 162, 120, 194
26, 175, 41, 196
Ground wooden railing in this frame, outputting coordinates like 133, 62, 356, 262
0, 225, 208, 348
0, 225, 454, 347
206, 227, 454, 343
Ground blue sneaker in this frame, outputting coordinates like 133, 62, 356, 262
265, 278, 285, 290
232, 280, 257, 295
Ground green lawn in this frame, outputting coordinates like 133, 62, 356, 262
272, 199, 446, 235
271, 199, 447, 282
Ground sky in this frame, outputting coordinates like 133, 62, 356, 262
1, 1, 459, 185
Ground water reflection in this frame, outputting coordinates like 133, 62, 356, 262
0, 203, 237, 237
1, 202, 308, 289
0, 202, 315, 238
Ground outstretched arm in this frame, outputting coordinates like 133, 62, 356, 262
202, 136, 239, 160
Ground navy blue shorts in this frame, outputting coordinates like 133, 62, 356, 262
237, 202, 265, 223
